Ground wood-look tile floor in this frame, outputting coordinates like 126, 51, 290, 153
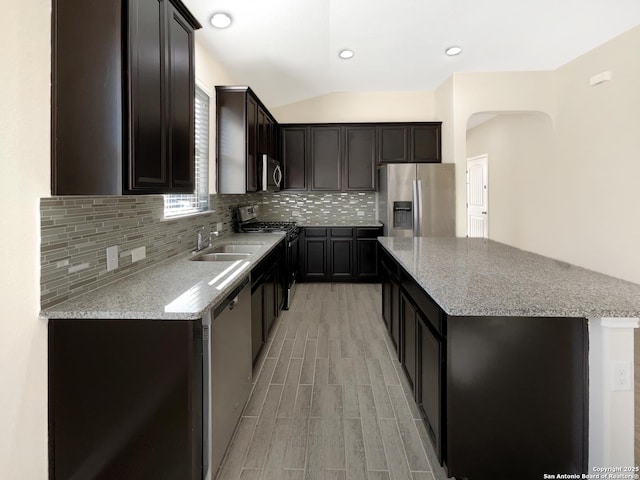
216, 283, 435, 480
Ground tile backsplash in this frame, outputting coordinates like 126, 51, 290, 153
261, 191, 376, 223
40, 191, 376, 309
40, 193, 261, 309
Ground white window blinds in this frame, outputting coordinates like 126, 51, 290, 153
163, 85, 210, 217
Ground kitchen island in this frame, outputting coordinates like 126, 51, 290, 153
378, 236, 640, 480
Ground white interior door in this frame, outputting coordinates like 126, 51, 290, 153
467, 155, 489, 238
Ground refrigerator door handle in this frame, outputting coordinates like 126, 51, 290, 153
412, 180, 421, 236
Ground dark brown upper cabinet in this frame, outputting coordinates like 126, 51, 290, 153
216, 86, 278, 194
344, 126, 376, 191
377, 123, 442, 164
258, 106, 278, 158
280, 124, 377, 193
52, 0, 201, 195
281, 127, 307, 190
378, 125, 408, 163
310, 126, 342, 191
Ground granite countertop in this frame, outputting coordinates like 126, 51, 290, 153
40, 233, 286, 321
378, 236, 640, 318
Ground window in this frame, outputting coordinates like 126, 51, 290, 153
163, 85, 210, 217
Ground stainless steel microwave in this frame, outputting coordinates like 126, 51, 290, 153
261, 154, 282, 191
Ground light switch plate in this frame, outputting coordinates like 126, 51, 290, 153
106, 246, 119, 272
131, 246, 146, 263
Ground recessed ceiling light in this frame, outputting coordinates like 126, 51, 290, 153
210, 12, 232, 29
445, 46, 463, 56
339, 49, 354, 60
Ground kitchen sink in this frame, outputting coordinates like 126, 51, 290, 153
208, 244, 261, 254
190, 253, 251, 262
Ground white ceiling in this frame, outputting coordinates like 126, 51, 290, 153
184, 0, 640, 108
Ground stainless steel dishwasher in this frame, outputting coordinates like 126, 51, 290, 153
204, 276, 252, 477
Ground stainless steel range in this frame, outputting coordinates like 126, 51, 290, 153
236, 206, 299, 309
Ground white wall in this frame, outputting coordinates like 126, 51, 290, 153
551, 25, 640, 284
460, 25, 640, 284
466, 113, 557, 252
0, 0, 51, 477
445, 71, 557, 236
271, 91, 436, 123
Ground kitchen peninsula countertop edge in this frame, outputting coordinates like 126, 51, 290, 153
378, 236, 640, 318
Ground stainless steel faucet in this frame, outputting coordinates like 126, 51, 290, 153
196, 227, 220, 252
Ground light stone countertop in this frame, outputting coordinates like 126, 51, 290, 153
378, 236, 640, 318
40, 233, 286, 321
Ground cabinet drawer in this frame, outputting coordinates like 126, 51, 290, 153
330, 228, 353, 237
356, 227, 382, 238
304, 227, 327, 237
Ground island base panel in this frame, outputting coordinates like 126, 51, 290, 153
445, 315, 588, 479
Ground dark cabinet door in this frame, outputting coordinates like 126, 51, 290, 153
281, 127, 307, 190
381, 263, 392, 332
400, 293, 417, 394
246, 95, 258, 192
378, 125, 408, 163
257, 107, 267, 153
251, 284, 264, 365
391, 279, 400, 352
356, 238, 378, 281
263, 267, 276, 334
268, 117, 278, 158
344, 126, 376, 191
356, 228, 381, 281
167, 3, 195, 191
417, 313, 442, 461
329, 238, 353, 280
410, 124, 441, 163
53, 0, 199, 195
310, 126, 341, 191
304, 238, 328, 280
128, 0, 168, 191
304, 239, 328, 280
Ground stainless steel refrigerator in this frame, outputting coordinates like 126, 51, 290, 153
377, 163, 455, 237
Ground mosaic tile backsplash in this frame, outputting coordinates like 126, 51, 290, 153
261, 192, 376, 224
40, 191, 376, 308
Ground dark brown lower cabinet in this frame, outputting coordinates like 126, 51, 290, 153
400, 292, 417, 393
49, 319, 203, 480
251, 282, 265, 364
250, 241, 285, 365
300, 226, 382, 282
417, 312, 443, 463
379, 247, 588, 480
303, 231, 329, 280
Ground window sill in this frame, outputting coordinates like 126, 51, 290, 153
162, 209, 216, 222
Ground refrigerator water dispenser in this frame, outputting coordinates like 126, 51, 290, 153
393, 201, 413, 229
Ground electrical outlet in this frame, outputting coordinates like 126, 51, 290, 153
612, 361, 632, 391
292, 211, 300, 217
216, 222, 223, 232
106, 246, 119, 272
357, 211, 365, 216
131, 246, 146, 263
